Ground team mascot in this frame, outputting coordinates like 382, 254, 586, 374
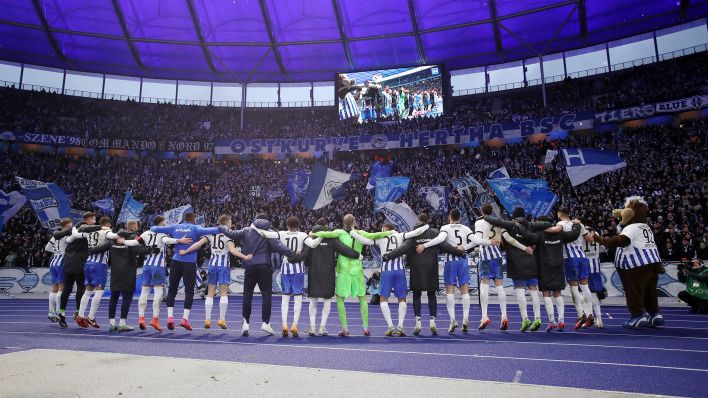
592, 196, 664, 329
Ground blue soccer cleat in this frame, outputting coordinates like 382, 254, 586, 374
648, 313, 664, 327
623, 314, 650, 329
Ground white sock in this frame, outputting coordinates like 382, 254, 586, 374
480, 284, 489, 318
152, 287, 163, 318
461, 294, 470, 322
309, 299, 318, 329
570, 285, 584, 317
219, 296, 228, 321
182, 309, 190, 320
55, 291, 62, 313
109, 318, 116, 326
79, 290, 92, 317
205, 297, 214, 321
119, 318, 126, 326
446, 294, 455, 321
49, 292, 57, 313
320, 298, 331, 328
397, 302, 406, 328
530, 290, 541, 320
516, 289, 528, 319
88, 290, 103, 320
592, 294, 602, 320
380, 302, 393, 328
281, 295, 290, 327
138, 286, 150, 317
544, 296, 555, 322
580, 284, 593, 317
293, 295, 302, 327
167, 307, 174, 318
496, 285, 507, 319
555, 296, 565, 323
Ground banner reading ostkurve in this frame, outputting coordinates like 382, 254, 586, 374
487, 178, 558, 218
374, 177, 409, 211
450, 175, 500, 219
0, 190, 27, 233
117, 190, 146, 224
15, 177, 71, 230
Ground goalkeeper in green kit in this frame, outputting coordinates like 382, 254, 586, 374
312, 214, 392, 336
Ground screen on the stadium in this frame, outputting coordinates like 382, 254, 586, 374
336, 65, 444, 122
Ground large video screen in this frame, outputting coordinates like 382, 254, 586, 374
336, 65, 444, 122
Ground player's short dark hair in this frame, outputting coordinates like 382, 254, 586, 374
218, 214, 231, 225
537, 216, 552, 223
512, 207, 526, 219
286, 216, 300, 229
153, 215, 165, 226
557, 206, 570, 216
417, 213, 429, 224
382, 223, 395, 231
449, 208, 461, 221
481, 204, 493, 216
184, 212, 196, 223
83, 212, 95, 221
59, 218, 72, 228
316, 218, 327, 226
99, 216, 112, 226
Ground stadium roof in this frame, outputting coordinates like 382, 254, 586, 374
0, 0, 706, 83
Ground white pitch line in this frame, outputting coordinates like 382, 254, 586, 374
1, 330, 707, 374
512, 370, 523, 383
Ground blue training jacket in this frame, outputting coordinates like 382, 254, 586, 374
150, 223, 219, 263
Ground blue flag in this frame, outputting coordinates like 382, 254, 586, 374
561, 148, 626, 186
70, 209, 87, 225
374, 177, 409, 211
286, 170, 310, 206
117, 191, 146, 224
451, 175, 500, 218
0, 190, 26, 234
366, 160, 393, 190
487, 178, 559, 218
15, 177, 71, 230
303, 163, 358, 210
458, 205, 471, 226
92, 197, 114, 215
163, 205, 193, 225
418, 186, 448, 214
488, 166, 510, 179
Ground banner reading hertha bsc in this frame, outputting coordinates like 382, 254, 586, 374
215, 112, 593, 155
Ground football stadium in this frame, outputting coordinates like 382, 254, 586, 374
0, 1, 707, 396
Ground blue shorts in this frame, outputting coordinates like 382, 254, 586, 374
281, 273, 304, 295
444, 259, 470, 287
84, 262, 108, 287
379, 270, 408, 299
207, 267, 231, 286
588, 272, 604, 293
142, 265, 166, 286
564, 257, 590, 282
479, 257, 503, 280
49, 267, 64, 284
513, 278, 539, 288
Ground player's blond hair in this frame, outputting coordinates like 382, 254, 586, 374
343, 214, 356, 229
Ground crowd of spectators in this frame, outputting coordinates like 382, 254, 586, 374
1, 120, 705, 269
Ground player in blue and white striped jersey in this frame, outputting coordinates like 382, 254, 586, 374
44, 218, 72, 322
351, 223, 429, 336
582, 225, 606, 328
557, 207, 594, 329
180, 215, 252, 330
71, 216, 112, 328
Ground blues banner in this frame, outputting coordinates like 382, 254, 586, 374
0, 190, 26, 234
487, 179, 558, 218
655, 94, 707, 113
366, 160, 394, 190
15, 177, 71, 230
286, 170, 310, 206
594, 94, 707, 123
163, 205, 193, 225
215, 112, 594, 155
418, 186, 448, 214
450, 175, 500, 219
374, 177, 410, 211
91, 197, 114, 215
117, 191, 146, 224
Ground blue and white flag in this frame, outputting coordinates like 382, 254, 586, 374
163, 205, 193, 225
419, 186, 448, 214
303, 163, 357, 210
366, 160, 393, 190
487, 178, 558, 218
15, 177, 71, 230
0, 190, 26, 233
379, 201, 417, 232
544, 149, 559, 164
91, 197, 114, 215
117, 191, 146, 224
458, 205, 472, 226
450, 175, 500, 218
286, 170, 310, 206
70, 209, 87, 225
562, 148, 626, 186
488, 166, 510, 179
196, 214, 205, 227
374, 177, 410, 211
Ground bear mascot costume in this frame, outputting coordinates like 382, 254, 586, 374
592, 196, 664, 329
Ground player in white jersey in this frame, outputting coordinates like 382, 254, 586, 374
255, 216, 320, 337
582, 224, 606, 328
556, 207, 594, 329
421, 208, 501, 333
181, 215, 251, 330
351, 223, 429, 336
72, 216, 112, 328
44, 218, 72, 322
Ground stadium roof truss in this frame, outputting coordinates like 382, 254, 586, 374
0, 0, 705, 83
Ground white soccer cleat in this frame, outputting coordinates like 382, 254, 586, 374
261, 322, 275, 336
596, 318, 604, 329
319, 326, 329, 336
241, 320, 250, 336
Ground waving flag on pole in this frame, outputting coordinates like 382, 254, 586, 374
0, 190, 26, 233
544, 149, 559, 164
374, 177, 409, 211
487, 178, 558, 217
92, 197, 115, 215
15, 177, 71, 230
163, 205, 194, 225
488, 166, 510, 179
451, 175, 500, 218
286, 170, 310, 206
117, 190, 146, 224
303, 163, 358, 210
562, 148, 626, 186
366, 160, 394, 190
379, 201, 417, 232
418, 186, 448, 214
70, 209, 87, 225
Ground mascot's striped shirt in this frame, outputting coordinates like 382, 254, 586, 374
614, 223, 661, 269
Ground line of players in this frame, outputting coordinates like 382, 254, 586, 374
43, 205, 605, 336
